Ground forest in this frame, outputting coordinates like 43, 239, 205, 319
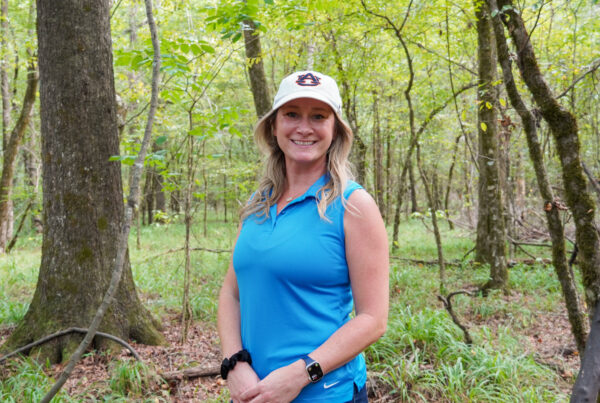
1, 0, 600, 401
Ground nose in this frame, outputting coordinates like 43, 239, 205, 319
296, 116, 313, 136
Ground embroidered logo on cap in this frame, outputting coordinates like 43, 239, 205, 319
296, 73, 321, 86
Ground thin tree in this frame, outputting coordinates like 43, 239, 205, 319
474, 0, 507, 291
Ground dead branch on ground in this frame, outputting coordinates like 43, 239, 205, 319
438, 290, 475, 345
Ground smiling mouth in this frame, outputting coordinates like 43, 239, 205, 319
292, 140, 315, 146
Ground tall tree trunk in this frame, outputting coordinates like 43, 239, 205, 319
0, 58, 37, 253
497, 0, 600, 319
571, 299, 600, 403
488, 0, 587, 354
325, 29, 367, 184
372, 90, 384, 216
1, 0, 10, 143
474, 0, 507, 291
243, 18, 271, 118
1, 0, 163, 362
444, 134, 462, 230
416, 143, 446, 292
21, 122, 42, 232
384, 108, 392, 224
143, 169, 154, 225
408, 159, 418, 213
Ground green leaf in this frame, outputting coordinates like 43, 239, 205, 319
485, 101, 492, 109
114, 51, 132, 67
499, 98, 506, 107
200, 44, 216, 54
155, 135, 168, 145
232, 32, 242, 43
190, 44, 202, 55
480, 122, 487, 132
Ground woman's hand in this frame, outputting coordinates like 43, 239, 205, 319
227, 362, 261, 403
239, 360, 308, 403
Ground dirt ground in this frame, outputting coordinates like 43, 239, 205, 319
0, 300, 579, 402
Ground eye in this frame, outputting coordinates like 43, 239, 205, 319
313, 114, 326, 120
285, 111, 298, 118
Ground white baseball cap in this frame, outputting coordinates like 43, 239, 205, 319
271, 71, 342, 115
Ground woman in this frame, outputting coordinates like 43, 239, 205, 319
218, 70, 389, 403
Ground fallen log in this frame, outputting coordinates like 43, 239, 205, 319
161, 364, 220, 381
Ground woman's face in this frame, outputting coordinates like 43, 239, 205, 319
273, 97, 335, 171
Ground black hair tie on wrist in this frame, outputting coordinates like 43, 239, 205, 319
221, 349, 252, 380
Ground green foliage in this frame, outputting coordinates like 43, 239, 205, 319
0, 358, 69, 402
369, 259, 570, 402
108, 360, 164, 399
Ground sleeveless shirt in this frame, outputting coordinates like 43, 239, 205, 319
233, 174, 366, 402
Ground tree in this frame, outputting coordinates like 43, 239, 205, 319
487, 0, 586, 355
243, 17, 271, 118
496, 0, 600, 318
1, 0, 163, 362
474, 0, 507, 291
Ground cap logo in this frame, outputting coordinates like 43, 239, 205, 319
296, 73, 321, 86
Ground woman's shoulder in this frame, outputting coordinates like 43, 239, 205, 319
343, 180, 363, 199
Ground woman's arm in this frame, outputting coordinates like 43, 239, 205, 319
218, 227, 261, 402
240, 189, 389, 402
310, 188, 389, 372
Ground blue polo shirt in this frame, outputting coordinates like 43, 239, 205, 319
233, 174, 366, 402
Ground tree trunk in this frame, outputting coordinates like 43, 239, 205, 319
474, 0, 507, 291
372, 90, 384, 216
1, 0, 10, 144
143, 169, 154, 225
325, 29, 367, 184
21, 124, 42, 232
444, 134, 461, 230
488, 0, 587, 354
243, 18, 271, 118
571, 299, 600, 403
1, 0, 163, 362
408, 159, 418, 213
416, 143, 446, 292
0, 58, 37, 253
497, 0, 600, 320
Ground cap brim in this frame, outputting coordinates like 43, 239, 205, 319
271, 91, 341, 116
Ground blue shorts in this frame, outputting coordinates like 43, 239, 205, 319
344, 383, 368, 403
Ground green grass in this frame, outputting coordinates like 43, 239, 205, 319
0, 358, 70, 402
0, 215, 574, 401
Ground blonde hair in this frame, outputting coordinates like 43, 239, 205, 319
240, 109, 354, 222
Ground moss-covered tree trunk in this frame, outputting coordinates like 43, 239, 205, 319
1, 0, 163, 363
474, 0, 507, 291
488, 0, 586, 354
496, 0, 600, 320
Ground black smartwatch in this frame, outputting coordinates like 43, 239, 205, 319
301, 354, 323, 383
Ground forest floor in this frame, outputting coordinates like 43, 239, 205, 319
1, 292, 579, 402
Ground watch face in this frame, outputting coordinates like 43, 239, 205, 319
307, 361, 323, 382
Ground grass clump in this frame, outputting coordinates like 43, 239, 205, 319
0, 358, 70, 402
107, 360, 166, 400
